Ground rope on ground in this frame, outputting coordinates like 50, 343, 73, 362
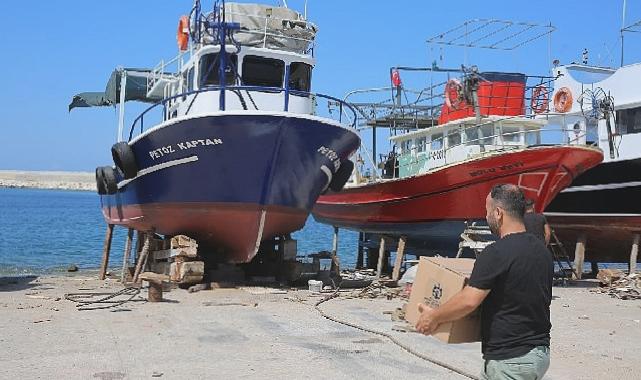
65, 287, 145, 311
314, 285, 479, 380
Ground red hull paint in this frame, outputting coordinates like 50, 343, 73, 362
102, 203, 307, 263
313, 146, 603, 228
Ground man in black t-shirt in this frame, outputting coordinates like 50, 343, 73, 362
416, 184, 553, 380
523, 198, 551, 245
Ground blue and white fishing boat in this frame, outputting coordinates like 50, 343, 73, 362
70, 1, 360, 263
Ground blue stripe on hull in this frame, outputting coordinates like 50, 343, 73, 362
103, 114, 359, 214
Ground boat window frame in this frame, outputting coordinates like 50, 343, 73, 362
199, 53, 238, 87
430, 132, 444, 151
241, 55, 285, 88
446, 129, 462, 148
616, 106, 641, 135
288, 62, 313, 92
416, 136, 427, 153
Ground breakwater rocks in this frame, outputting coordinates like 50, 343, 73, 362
0, 170, 96, 192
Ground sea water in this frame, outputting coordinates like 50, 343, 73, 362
0, 188, 359, 275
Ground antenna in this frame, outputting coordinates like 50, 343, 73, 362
621, 0, 627, 66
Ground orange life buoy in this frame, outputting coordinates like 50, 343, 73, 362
531, 85, 549, 114
177, 15, 190, 51
444, 79, 464, 109
553, 87, 573, 113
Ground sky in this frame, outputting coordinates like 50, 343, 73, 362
1, 0, 639, 171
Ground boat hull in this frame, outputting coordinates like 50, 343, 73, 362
313, 146, 603, 254
101, 112, 359, 263
545, 157, 641, 262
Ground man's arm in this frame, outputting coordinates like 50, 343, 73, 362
415, 285, 489, 335
544, 223, 551, 245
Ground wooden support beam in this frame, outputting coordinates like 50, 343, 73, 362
120, 228, 134, 284
376, 236, 386, 279
133, 233, 151, 284
356, 232, 364, 269
331, 227, 339, 257
99, 224, 114, 280
573, 234, 586, 280
630, 234, 640, 275
392, 236, 407, 282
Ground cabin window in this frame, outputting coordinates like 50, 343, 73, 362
465, 125, 494, 145
430, 133, 443, 150
502, 126, 521, 143
447, 130, 461, 147
200, 53, 238, 86
416, 137, 427, 153
400, 139, 412, 154
616, 106, 641, 135
187, 67, 195, 91
242, 55, 284, 88
526, 131, 541, 145
289, 62, 312, 92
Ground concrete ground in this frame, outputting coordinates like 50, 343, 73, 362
0, 274, 639, 380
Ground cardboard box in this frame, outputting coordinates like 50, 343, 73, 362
405, 257, 481, 343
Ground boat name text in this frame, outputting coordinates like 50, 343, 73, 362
318, 146, 341, 171
149, 138, 224, 160
469, 161, 524, 177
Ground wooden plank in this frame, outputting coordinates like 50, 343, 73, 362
151, 247, 198, 260
356, 232, 364, 269
133, 233, 151, 284
120, 228, 134, 284
630, 234, 640, 274
376, 236, 386, 279
170, 235, 198, 249
391, 236, 407, 281
573, 234, 586, 280
98, 224, 114, 280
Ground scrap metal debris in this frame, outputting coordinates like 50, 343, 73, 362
592, 272, 641, 300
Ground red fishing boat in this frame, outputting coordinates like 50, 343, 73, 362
312, 67, 604, 254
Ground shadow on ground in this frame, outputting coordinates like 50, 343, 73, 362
0, 275, 39, 292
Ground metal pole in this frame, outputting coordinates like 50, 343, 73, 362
621, 0, 627, 67
117, 71, 127, 142
121, 228, 134, 284
99, 224, 115, 280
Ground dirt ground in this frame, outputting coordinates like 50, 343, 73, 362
0, 274, 639, 380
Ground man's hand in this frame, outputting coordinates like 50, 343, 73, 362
415, 303, 440, 335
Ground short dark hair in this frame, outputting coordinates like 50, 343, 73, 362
490, 184, 526, 220
525, 198, 535, 208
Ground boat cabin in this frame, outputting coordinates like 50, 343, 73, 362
155, 45, 316, 120
389, 116, 546, 178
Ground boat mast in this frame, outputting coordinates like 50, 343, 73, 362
621, 0, 627, 67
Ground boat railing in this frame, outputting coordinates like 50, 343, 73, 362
128, 85, 358, 141
147, 52, 189, 96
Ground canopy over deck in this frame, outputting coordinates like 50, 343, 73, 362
69, 68, 164, 111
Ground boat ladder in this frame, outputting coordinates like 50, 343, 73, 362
456, 222, 495, 257
548, 230, 577, 283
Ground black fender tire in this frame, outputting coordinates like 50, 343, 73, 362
95, 167, 107, 195
329, 160, 354, 192
101, 166, 118, 195
111, 142, 138, 180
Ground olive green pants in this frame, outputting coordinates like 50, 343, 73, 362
480, 346, 550, 380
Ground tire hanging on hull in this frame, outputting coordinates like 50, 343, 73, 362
111, 142, 138, 180
96, 166, 118, 195
329, 160, 354, 192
